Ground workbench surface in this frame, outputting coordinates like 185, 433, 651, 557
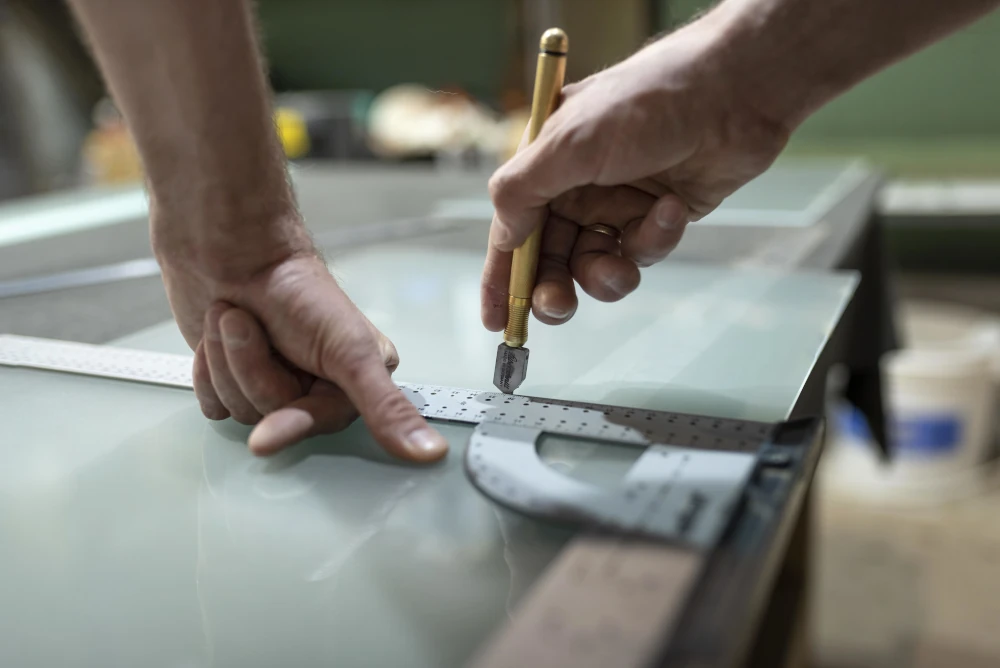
1, 250, 855, 668
0, 159, 889, 667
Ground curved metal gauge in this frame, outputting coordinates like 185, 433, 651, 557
397, 384, 763, 549
465, 423, 755, 548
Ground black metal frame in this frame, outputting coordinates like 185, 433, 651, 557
653, 417, 825, 667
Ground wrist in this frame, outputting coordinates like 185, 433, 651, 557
693, 0, 836, 133
151, 191, 316, 281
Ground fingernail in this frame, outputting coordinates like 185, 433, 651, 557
221, 316, 250, 349
655, 198, 686, 230
539, 303, 572, 320
404, 428, 448, 459
603, 273, 632, 297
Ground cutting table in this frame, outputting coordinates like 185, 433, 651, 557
0, 160, 894, 667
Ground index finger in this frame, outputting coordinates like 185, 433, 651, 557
354, 361, 448, 463
487, 117, 597, 252
481, 215, 512, 331
327, 346, 449, 464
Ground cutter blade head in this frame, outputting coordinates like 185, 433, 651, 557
493, 343, 529, 394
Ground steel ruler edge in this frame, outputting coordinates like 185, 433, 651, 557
0, 333, 771, 450
0, 334, 783, 668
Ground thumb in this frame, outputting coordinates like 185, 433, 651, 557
488, 124, 591, 252
329, 345, 449, 463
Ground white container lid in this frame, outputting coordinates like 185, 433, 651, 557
896, 301, 1000, 377
885, 344, 994, 381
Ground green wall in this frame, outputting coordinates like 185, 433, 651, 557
262, 1, 1000, 136
663, 2, 1000, 174
667, 0, 1000, 140
797, 15, 1000, 140
258, 1, 1000, 174
258, 0, 510, 102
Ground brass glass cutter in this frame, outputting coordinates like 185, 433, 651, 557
493, 28, 568, 394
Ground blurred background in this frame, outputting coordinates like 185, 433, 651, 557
3, 0, 1000, 268
1, 1, 999, 666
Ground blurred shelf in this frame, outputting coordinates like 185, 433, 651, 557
784, 138, 1000, 179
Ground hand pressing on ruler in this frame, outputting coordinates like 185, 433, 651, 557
66, 0, 448, 462
161, 253, 447, 462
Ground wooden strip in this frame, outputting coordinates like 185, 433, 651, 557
470, 534, 703, 668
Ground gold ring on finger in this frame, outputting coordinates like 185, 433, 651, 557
583, 223, 621, 242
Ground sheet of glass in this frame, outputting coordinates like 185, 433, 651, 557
430, 159, 869, 228
1, 249, 855, 666
0, 367, 577, 668
117, 248, 857, 423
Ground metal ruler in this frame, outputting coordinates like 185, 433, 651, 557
0, 334, 794, 668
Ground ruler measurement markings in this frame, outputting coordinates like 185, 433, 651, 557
1, 335, 771, 453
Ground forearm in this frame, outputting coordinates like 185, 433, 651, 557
700, 0, 1000, 129
67, 0, 305, 267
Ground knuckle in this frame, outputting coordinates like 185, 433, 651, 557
198, 397, 228, 421
559, 118, 603, 161
229, 408, 261, 426
537, 254, 571, 277
487, 170, 506, 199
320, 332, 378, 385
381, 339, 400, 374
368, 389, 419, 431
488, 170, 518, 217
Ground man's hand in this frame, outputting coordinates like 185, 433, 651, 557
156, 219, 448, 461
68, 0, 448, 461
482, 0, 1000, 331
481, 19, 790, 331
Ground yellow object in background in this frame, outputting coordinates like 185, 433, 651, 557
501, 108, 531, 163
81, 126, 143, 185
80, 100, 144, 185
274, 107, 310, 159
79, 100, 309, 185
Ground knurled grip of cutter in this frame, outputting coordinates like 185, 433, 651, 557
503, 297, 532, 348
